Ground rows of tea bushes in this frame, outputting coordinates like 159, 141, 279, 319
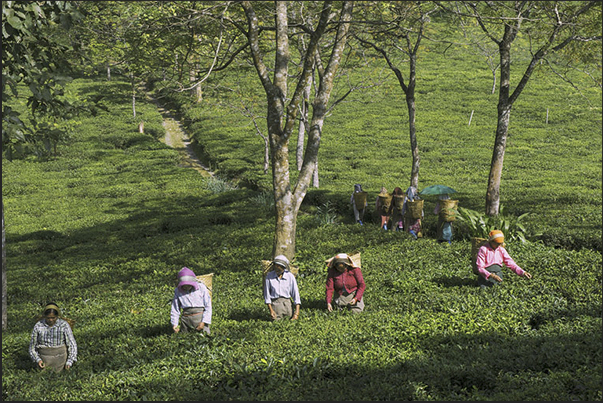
154, 27, 602, 252
2, 75, 601, 401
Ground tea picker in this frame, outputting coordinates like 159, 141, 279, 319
262, 255, 301, 321
171, 267, 212, 334
351, 184, 368, 225
419, 184, 459, 244
376, 187, 392, 230
402, 186, 423, 238
474, 230, 532, 288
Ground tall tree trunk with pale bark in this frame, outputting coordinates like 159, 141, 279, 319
242, 1, 353, 260
454, 1, 601, 216
485, 35, 513, 216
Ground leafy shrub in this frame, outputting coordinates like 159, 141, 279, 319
203, 176, 239, 193
315, 201, 339, 226
251, 190, 275, 214
455, 204, 541, 243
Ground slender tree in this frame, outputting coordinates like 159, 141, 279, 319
441, 1, 602, 216
354, 1, 440, 189
237, 1, 354, 259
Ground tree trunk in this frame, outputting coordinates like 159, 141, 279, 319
263, 136, 269, 174
491, 69, 497, 95
406, 52, 419, 189
271, 137, 299, 258
190, 64, 202, 103
2, 200, 7, 330
485, 102, 511, 216
297, 77, 312, 171
107, 65, 111, 81
242, 0, 352, 260
296, 107, 305, 172
485, 36, 513, 216
407, 94, 419, 189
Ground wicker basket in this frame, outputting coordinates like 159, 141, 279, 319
353, 191, 368, 210
196, 273, 214, 299
261, 260, 299, 277
378, 194, 392, 213
393, 195, 406, 211
439, 199, 459, 222
470, 237, 487, 275
406, 199, 424, 219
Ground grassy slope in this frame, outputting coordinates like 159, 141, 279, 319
2, 37, 602, 401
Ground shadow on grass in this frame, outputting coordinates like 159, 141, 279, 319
115, 329, 602, 401
432, 275, 478, 288
227, 308, 268, 322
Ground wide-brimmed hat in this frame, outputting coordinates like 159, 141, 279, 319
325, 252, 361, 269
488, 230, 505, 244
177, 267, 199, 291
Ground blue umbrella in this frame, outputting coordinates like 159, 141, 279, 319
420, 185, 457, 196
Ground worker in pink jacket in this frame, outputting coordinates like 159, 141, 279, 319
476, 230, 532, 288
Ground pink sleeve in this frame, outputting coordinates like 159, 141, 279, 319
475, 246, 489, 278
477, 267, 491, 279
500, 247, 525, 276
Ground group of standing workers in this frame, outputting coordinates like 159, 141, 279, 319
352, 184, 452, 243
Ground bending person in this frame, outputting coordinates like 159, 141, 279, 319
476, 230, 532, 288
171, 267, 212, 334
264, 255, 301, 321
325, 253, 366, 313
29, 302, 77, 372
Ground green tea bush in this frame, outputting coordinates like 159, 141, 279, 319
2, 58, 601, 401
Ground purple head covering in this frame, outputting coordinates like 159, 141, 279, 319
177, 267, 199, 291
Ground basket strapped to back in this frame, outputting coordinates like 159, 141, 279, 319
378, 194, 392, 214
393, 195, 406, 211
470, 237, 487, 275
196, 273, 214, 299
353, 191, 368, 210
439, 199, 459, 222
406, 199, 424, 219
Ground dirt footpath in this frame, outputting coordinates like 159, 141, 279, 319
156, 105, 214, 178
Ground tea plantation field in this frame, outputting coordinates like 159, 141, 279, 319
2, 43, 601, 400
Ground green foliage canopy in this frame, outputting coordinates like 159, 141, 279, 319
2, 1, 83, 160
